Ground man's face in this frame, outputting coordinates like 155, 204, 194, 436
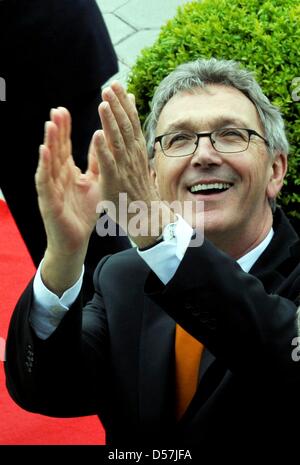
152, 85, 286, 252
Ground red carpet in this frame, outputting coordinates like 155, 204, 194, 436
0, 200, 105, 444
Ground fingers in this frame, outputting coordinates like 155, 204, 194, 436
35, 144, 53, 195
43, 107, 72, 180
98, 100, 126, 160
87, 131, 101, 176
57, 107, 72, 143
110, 81, 142, 138
36, 144, 48, 183
51, 107, 72, 164
100, 82, 142, 154
101, 85, 135, 147
93, 129, 116, 176
44, 120, 60, 179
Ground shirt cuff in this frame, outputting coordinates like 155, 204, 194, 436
30, 260, 84, 340
137, 214, 193, 285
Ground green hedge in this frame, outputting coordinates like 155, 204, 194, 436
127, 0, 300, 225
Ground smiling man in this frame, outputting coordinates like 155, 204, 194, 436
150, 83, 285, 258
5, 58, 300, 448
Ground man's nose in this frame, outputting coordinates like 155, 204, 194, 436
190, 136, 222, 167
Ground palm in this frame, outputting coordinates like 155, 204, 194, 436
36, 108, 103, 255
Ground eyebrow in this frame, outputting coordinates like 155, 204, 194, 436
162, 116, 251, 134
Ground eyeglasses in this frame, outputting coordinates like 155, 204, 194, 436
154, 128, 269, 157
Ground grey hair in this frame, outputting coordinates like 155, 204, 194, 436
144, 58, 289, 160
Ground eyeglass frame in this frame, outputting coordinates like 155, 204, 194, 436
154, 127, 270, 157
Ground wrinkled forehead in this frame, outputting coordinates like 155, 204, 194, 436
156, 84, 263, 134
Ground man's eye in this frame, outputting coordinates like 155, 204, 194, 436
219, 129, 245, 139
168, 133, 193, 145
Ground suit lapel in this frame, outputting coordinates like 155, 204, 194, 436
199, 348, 216, 380
139, 296, 176, 431
250, 208, 300, 292
138, 298, 220, 431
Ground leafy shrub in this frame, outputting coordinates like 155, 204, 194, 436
127, 0, 300, 225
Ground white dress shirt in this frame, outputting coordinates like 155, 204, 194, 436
30, 215, 274, 339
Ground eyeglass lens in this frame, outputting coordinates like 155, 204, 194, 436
161, 128, 250, 156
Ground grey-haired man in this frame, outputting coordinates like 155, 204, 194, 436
5, 58, 300, 448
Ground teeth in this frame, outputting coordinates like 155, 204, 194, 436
190, 183, 232, 193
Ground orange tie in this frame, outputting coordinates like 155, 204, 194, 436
175, 324, 204, 420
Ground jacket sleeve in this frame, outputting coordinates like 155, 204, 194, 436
145, 239, 300, 380
5, 256, 111, 420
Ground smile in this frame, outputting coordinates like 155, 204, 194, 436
189, 182, 233, 195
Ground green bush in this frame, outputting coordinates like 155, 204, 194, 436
127, 0, 300, 225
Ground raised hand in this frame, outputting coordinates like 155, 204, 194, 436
36, 107, 102, 255
95, 83, 154, 206
35, 107, 102, 294
94, 82, 173, 248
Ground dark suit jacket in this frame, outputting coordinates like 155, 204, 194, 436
5, 208, 300, 448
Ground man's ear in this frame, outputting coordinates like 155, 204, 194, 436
149, 159, 158, 189
267, 152, 288, 200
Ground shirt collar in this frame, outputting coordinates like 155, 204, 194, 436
237, 228, 274, 273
